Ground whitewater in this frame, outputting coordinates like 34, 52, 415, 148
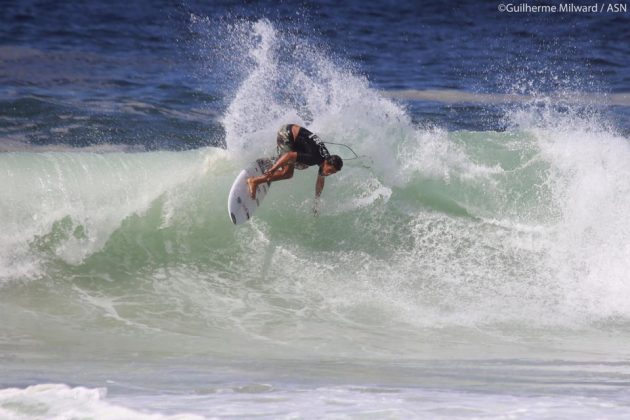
2, 17, 630, 419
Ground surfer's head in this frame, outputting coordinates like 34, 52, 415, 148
320, 155, 343, 176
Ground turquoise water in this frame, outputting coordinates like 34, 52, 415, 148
2, 115, 630, 416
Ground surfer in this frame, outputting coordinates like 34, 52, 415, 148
247, 124, 343, 201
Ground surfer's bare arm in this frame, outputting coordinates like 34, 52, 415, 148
265, 152, 297, 178
315, 174, 325, 198
312, 175, 325, 217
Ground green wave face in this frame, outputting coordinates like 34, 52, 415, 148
2, 117, 630, 361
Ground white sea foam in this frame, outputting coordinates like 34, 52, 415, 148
0, 384, 202, 420
3, 383, 628, 420
509, 103, 630, 320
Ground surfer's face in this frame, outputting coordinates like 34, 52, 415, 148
320, 161, 338, 176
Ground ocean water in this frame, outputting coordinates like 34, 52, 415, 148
2, 0, 630, 418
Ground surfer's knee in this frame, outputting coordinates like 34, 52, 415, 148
276, 164, 294, 179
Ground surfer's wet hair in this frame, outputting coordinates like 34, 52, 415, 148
328, 155, 343, 171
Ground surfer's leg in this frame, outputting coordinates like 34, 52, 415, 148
247, 165, 294, 199
268, 164, 294, 181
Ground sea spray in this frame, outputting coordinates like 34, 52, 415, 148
508, 101, 630, 320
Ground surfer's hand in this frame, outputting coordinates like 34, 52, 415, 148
312, 199, 320, 217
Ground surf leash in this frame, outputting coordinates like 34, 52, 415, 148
324, 142, 373, 169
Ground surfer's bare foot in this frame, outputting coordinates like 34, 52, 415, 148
247, 177, 257, 200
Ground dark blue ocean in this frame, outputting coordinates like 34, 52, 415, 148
1, 0, 629, 150
2, 1, 630, 419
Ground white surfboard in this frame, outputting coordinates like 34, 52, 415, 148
227, 158, 273, 225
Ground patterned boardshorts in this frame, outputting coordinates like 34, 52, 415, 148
276, 124, 308, 169
276, 124, 293, 155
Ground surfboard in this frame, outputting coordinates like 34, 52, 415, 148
227, 158, 273, 225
